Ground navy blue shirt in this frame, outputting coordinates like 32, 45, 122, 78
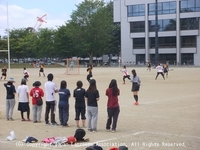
73, 88, 86, 107
58, 88, 71, 107
4, 83, 16, 99
85, 90, 99, 107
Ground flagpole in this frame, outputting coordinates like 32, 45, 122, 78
7, 2, 10, 73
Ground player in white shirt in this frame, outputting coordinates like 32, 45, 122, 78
155, 64, 165, 80
17, 78, 30, 121
23, 67, 29, 81
121, 65, 131, 84
44, 73, 59, 126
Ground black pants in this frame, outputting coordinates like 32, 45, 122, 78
75, 106, 86, 120
87, 74, 92, 82
155, 72, 165, 79
59, 105, 69, 126
45, 101, 56, 124
123, 75, 130, 82
106, 106, 120, 130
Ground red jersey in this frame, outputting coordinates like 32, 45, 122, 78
106, 88, 120, 108
30, 87, 44, 105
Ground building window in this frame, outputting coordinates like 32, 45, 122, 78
149, 19, 176, 32
180, 0, 200, 12
180, 18, 199, 30
181, 36, 196, 47
149, 37, 176, 48
181, 53, 194, 65
148, 1, 176, 15
130, 21, 145, 33
133, 38, 145, 49
128, 4, 145, 17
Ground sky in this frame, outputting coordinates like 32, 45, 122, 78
0, 0, 84, 36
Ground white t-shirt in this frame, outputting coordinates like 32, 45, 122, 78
17, 85, 29, 102
156, 65, 164, 72
122, 68, 129, 76
23, 70, 29, 76
45, 81, 58, 101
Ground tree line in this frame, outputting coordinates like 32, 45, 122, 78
0, 0, 120, 64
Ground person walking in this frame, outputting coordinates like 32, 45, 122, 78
4, 77, 16, 121
86, 64, 93, 83
130, 69, 141, 105
121, 65, 130, 84
105, 79, 120, 132
30, 81, 44, 123
155, 63, 165, 80
73, 80, 86, 128
58, 80, 71, 127
85, 79, 100, 132
17, 78, 31, 121
44, 73, 59, 126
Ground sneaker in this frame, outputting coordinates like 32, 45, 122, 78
7, 118, 9, 121
33, 121, 38, 123
38, 121, 41, 123
88, 129, 92, 132
112, 129, 116, 133
51, 122, 60, 126
106, 129, 110, 132
27, 119, 31, 121
134, 102, 139, 105
10, 118, 14, 121
21, 119, 26, 121
45, 122, 51, 126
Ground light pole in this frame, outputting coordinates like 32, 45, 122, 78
155, 0, 159, 65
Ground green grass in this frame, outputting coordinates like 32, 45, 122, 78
0, 63, 65, 68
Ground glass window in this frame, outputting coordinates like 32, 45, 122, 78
130, 21, 145, 33
150, 37, 176, 48
180, 0, 200, 12
128, 4, 145, 17
180, 18, 199, 30
149, 1, 176, 15
149, 19, 176, 31
181, 36, 196, 47
133, 38, 145, 49
188, 0, 195, 7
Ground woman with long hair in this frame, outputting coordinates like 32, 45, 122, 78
85, 79, 100, 132
130, 69, 141, 105
105, 79, 120, 132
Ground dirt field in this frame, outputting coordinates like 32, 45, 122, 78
0, 66, 200, 150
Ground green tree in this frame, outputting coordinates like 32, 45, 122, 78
68, 0, 113, 64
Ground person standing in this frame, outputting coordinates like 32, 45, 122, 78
147, 61, 151, 71
105, 79, 120, 132
17, 78, 30, 121
163, 63, 169, 78
23, 67, 29, 81
58, 80, 71, 127
1, 66, 7, 80
85, 79, 100, 132
73, 80, 86, 128
155, 64, 165, 80
39, 63, 45, 77
121, 66, 130, 84
4, 77, 16, 121
44, 73, 59, 126
86, 64, 93, 83
130, 69, 141, 105
30, 81, 44, 123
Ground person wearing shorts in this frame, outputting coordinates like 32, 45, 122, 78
163, 63, 169, 78
130, 69, 141, 105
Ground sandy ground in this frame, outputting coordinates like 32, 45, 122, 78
0, 66, 200, 150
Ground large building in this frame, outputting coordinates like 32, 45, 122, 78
113, 0, 200, 66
